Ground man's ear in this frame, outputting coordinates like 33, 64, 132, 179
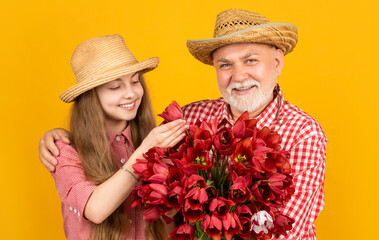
274, 48, 285, 77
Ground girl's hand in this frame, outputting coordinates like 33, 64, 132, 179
140, 119, 188, 152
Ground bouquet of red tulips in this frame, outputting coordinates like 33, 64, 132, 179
132, 101, 295, 240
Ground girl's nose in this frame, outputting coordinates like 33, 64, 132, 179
123, 85, 136, 99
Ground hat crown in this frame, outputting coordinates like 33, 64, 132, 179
71, 34, 138, 84
213, 9, 269, 38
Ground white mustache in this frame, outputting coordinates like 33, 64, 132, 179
226, 80, 260, 93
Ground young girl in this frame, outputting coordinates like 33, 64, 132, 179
50, 34, 187, 240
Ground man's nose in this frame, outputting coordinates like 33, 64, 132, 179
231, 64, 248, 82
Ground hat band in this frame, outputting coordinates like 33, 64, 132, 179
188, 22, 297, 43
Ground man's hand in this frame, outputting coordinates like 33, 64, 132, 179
38, 128, 70, 171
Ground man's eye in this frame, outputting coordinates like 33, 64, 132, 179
220, 63, 231, 68
246, 59, 256, 63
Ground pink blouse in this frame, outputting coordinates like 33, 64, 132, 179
51, 126, 146, 240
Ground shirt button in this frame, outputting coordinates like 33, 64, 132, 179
69, 206, 73, 211
74, 208, 77, 214
116, 136, 121, 141
78, 211, 81, 217
120, 158, 125, 164
129, 219, 133, 224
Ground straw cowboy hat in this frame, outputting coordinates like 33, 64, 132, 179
187, 9, 298, 65
60, 34, 159, 103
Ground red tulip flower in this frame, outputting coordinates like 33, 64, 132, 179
202, 214, 223, 240
267, 173, 287, 196
229, 174, 253, 204
167, 186, 185, 210
131, 184, 152, 207
182, 203, 205, 223
272, 214, 294, 237
256, 127, 282, 151
181, 175, 208, 222
208, 197, 233, 218
133, 147, 167, 180
158, 101, 183, 122
251, 181, 276, 204
234, 204, 253, 239
237, 216, 252, 239
262, 151, 290, 173
233, 112, 257, 138
145, 183, 169, 205
234, 205, 253, 218
167, 167, 185, 189
169, 224, 195, 240
222, 212, 242, 240
168, 142, 189, 161
182, 140, 212, 173
143, 206, 161, 223
184, 186, 208, 210
214, 127, 236, 155
231, 138, 263, 174
189, 125, 214, 150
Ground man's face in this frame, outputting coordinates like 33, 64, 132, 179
212, 43, 284, 119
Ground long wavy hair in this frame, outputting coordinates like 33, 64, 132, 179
69, 75, 167, 240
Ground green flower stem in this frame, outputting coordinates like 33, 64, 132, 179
185, 129, 194, 145
211, 148, 218, 169
251, 201, 259, 212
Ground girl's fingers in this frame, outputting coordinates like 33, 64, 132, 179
158, 119, 186, 133
167, 133, 186, 148
40, 156, 55, 172
38, 142, 57, 171
52, 128, 71, 144
142, 120, 188, 150
45, 137, 60, 157
159, 122, 188, 144
162, 125, 188, 148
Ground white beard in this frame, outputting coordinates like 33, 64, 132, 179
221, 79, 274, 114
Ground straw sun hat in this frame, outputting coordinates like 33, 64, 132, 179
60, 34, 159, 103
187, 9, 298, 65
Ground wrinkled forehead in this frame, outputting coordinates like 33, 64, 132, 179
212, 42, 276, 62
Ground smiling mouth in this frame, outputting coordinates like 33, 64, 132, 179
233, 85, 256, 91
119, 102, 135, 109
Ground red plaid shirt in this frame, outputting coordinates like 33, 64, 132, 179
182, 86, 326, 240
51, 126, 146, 240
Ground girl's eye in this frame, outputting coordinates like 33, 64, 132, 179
132, 80, 140, 85
109, 86, 120, 90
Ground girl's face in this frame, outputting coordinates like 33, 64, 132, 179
96, 72, 144, 133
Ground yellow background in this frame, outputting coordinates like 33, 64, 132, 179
1, 0, 378, 239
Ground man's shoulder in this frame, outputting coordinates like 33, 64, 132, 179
181, 98, 225, 123
282, 101, 326, 140
182, 98, 224, 113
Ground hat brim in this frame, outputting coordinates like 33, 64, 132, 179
59, 57, 159, 103
187, 23, 298, 65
